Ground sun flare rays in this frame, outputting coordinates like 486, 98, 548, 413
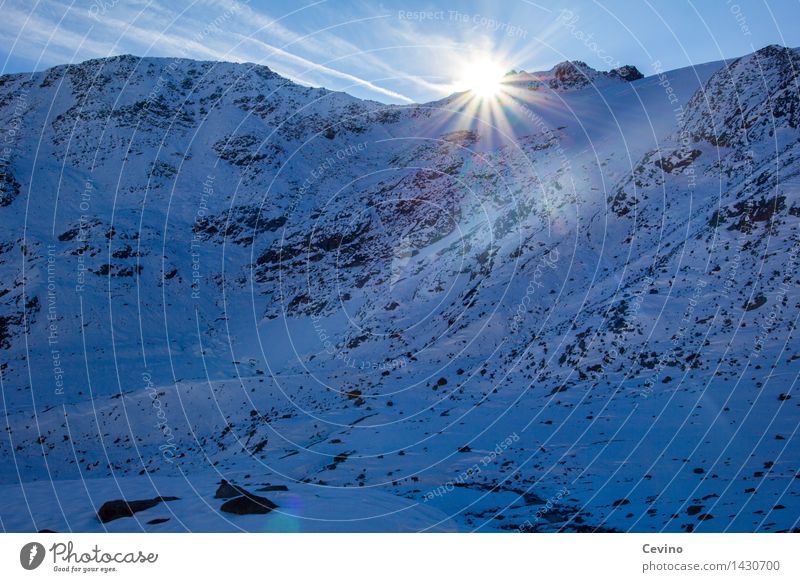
456, 57, 508, 99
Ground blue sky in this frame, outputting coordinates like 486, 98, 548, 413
1, 0, 798, 103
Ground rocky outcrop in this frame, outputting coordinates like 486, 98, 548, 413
97, 496, 180, 523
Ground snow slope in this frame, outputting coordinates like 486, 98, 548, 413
0, 48, 798, 532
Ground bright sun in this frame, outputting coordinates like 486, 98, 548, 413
457, 58, 507, 98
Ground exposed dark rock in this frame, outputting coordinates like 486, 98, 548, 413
215, 479, 249, 499
687, 505, 704, 516
654, 149, 701, 173
146, 518, 170, 525
610, 65, 644, 81
97, 496, 180, 523
0, 170, 21, 207
256, 484, 289, 492
743, 294, 767, 311
220, 493, 277, 515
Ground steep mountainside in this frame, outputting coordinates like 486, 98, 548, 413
0, 47, 798, 532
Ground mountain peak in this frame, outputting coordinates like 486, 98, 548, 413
608, 64, 644, 81
506, 60, 643, 92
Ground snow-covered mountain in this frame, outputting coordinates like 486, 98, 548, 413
0, 46, 798, 532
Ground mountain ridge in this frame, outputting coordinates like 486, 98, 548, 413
0, 45, 798, 533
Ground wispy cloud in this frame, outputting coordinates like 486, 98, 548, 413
0, 0, 422, 102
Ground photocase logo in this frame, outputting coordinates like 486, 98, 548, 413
20, 542, 46, 570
